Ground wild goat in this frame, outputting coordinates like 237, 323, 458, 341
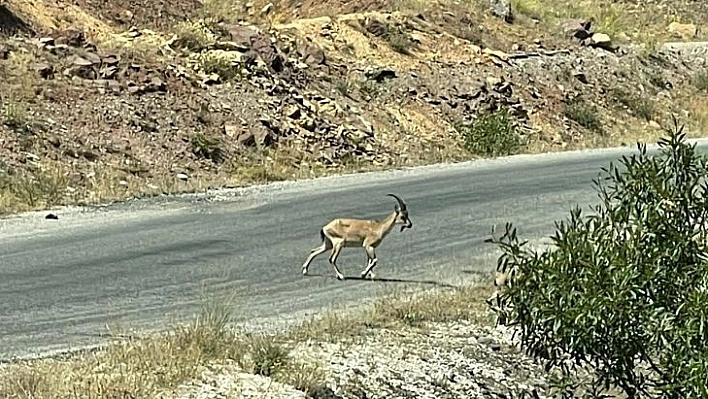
301, 194, 413, 280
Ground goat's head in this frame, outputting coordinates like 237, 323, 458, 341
387, 193, 413, 231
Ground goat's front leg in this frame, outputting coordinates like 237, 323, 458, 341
360, 245, 378, 279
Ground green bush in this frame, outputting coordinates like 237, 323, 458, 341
610, 87, 656, 122
487, 119, 708, 398
563, 98, 603, 133
191, 132, 226, 163
456, 108, 522, 157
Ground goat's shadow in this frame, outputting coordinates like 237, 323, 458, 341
303, 273, 457, 288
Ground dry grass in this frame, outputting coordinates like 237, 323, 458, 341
511, 0, 705, 43
685, 95, 708, 135
0, 295, 244, 398
289, 284, 496, 343
0, 282, 496, 398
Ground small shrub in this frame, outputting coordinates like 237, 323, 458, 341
386, 32, 414, 55
191, 132, 226, 163
563, 98, 603, 133
358, 79, 380, 97
455, 108, 522, 157
610, 87, 655, 121
695, 69, 708, 93
334, 79, 354, 97
197, 51, 242, 81
276, 361, 327, 396
173, 20, 217, 51
249, 334, 289, 377
1, 166, 69, 209
2, 100, 31, 133
512, 0, 545, 20
488, 119, 708, 398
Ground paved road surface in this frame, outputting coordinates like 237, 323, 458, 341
3, 140, 708, 361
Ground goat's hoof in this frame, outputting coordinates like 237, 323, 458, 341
336, 274, 345, 280
301, 268, 308, 275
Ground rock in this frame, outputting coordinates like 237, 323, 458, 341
561, 19, 593, 40
573, 71, 589, 84
100, 65, 119, 79
365, 67, 397, 82
237, 128, 274, 147
363, 17, 388, 37
583, 33, 615, 51
83, 52, 102, 66
300, 42, 326, 66
489, 0, 513, 23
102, 53, 121, 67
202, 73, 221, 85
227, 25, 259, 49
66, 55, 97, 79
251, 34, 286, 73
48, 44, 71, 57
668, 22, 697, 39
33, 63, 54, 79
145, 76, 167, 92
285, 105, 301, 119
224, 124, 239, 138
126, 83, 142, 95
38, 37, 55, 47
55, 29, 86, 47
176, 173, 189, 181
0, 46, 9, 59
45, 213, 59, 220
260, 2, 273, 16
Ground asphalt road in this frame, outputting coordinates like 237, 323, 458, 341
3, 140, 708, 361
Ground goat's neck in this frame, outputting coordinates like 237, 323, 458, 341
376, 211, 398, 238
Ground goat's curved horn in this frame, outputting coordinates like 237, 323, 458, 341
386, 193, 407, 211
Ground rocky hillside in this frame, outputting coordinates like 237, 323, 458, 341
1, 0, 707, 215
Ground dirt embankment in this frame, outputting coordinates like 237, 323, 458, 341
0, 0, 706, 217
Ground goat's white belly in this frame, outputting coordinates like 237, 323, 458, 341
343, 239, 365, 248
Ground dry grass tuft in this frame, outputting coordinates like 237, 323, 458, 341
289, 284, 496, 343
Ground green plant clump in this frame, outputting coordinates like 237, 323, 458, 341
456, 108, 522, 157
488, 119, 708, 398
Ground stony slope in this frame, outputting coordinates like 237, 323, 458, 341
0, 0, 707, 215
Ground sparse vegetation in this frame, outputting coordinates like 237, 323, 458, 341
564, 97, 604, 133
0, 282, 496, 398
247, 334, 290, 377
455, 108, 523, 157
358, 79, 380, 97
610, 87, 656, 121
695, 69, 708, 93
489, 121, 708, 397
197, 50, 242, 81
385, 31, 414, 55
172, 20, 218, 51
191, 132, 226, 163
1, 100, 31, 133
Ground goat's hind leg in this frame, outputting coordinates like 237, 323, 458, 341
360, 245, 378, 280
301, 238, 332, 276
